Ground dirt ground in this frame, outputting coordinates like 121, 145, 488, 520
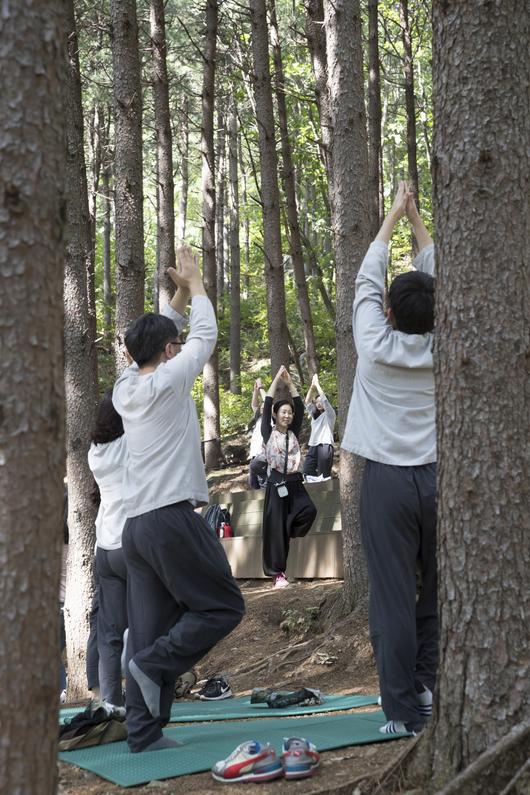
58, 579, 413, 795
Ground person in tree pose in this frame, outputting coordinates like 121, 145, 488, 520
113, 245, 245, 753
342, 182, 436, 736
260, 366, 317, 588
303, 373, 336, 482
248, 378, 268, 489
87, 392, 129, 713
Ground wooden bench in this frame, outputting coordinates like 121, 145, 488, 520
204, 479, 343, 579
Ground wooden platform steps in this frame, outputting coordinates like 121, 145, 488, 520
204, 478, 343, 579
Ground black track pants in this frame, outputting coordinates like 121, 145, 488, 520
360, 460, 438, 728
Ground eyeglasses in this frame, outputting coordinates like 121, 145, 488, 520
169, 339, 183, 348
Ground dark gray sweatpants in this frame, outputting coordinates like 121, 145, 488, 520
122, 501, 245, 752
360, 460, 438, 729
96, 546, 128, 706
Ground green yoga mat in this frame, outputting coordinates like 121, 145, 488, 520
58, 710, 410, 787
59, 692, 378, 725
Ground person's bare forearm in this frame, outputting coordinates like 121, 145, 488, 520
170, 286, 190, 316
375, 181, 410, 245
407, 203, 433, 252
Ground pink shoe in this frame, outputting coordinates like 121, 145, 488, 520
274, 573, 289, 589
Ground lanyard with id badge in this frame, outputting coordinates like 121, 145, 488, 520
276, 431, 290, 498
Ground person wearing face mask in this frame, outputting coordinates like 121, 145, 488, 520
260, 366, 317, 588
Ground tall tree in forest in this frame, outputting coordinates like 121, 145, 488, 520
367, 0, 384, 237
0, 3, 66, 792
250, 0, 290, 374
399, 0, 419, 205
201, 0, 223, 469
269, 0, 318, 379
420, 3, 530, 791
177, 95, 190, 242
216, 110, 226, 303
150, 0, 175, 310
228, 103, 242, 394
324, 0, 371, 607
101, 110, 114, 335
110, 0, 145, 369
63, 0, 99, 698
305, 0, 333, 179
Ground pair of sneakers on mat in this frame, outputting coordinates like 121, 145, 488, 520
212, 737, 320, 783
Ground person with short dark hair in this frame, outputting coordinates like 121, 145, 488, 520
303, 373, 336, 482
342, 182, 436, 736
260, 366, 317, 588
113, 245, 245, 753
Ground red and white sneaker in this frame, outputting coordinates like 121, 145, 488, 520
211, 740, 284, 783
273, 573, 289, 589
281, 737, 320, 779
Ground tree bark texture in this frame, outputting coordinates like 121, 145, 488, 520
177, 95, 189, 242
269, 0, 319, 379
228, 105, 242, 394
102, 159, 113, 335
429, 1, 530, 788
0, 3, 66, 793
399, 0, 419, 205
367, 0, 384, 237
110, 0, 145, 369
250, 0, 290, 374
216, 111, 226, 303
64, 0, 99, 700
201, 0, 223, 469
150, 0, 175, 310
305, 0, 333, 181
324, 0, 371, 608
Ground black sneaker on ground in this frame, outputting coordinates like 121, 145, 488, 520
198, 676, 232, 701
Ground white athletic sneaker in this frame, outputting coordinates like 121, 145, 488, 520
274, 573, 289, 589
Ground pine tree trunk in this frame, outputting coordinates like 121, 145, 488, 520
177, 96, 189, 242
367, 0, 384, 237
64, 0, 99, 699
201, 0, 223, 469
305, 0, 333, 181
102, 161, 113, 336
426, 2, 530, 789
228, 104, 242, 394
0, 4, 66, 792
399, 0, 419, 205
324, 0, 371, 608
216, 111, 226, 304
269, 0, 319, 379
150, 0, 175, 310
250, 0, 290, 374
110, 0, 145, 369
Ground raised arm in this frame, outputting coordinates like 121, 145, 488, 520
251, 378, 262, 413
375, 181, 411, 245
406, 195, 433, 253
164, 246, 217, 391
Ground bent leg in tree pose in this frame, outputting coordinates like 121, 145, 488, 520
113, 246, 245, 753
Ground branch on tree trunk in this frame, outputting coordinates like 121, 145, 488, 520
433, 720, 530, 795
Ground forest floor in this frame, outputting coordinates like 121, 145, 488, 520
58, 447, 413, 794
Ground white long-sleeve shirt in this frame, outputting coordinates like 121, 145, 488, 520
341, 240, 436, 465
113, 296, 217, 517
307, 397, 336, 446
88, 435, 129, 549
